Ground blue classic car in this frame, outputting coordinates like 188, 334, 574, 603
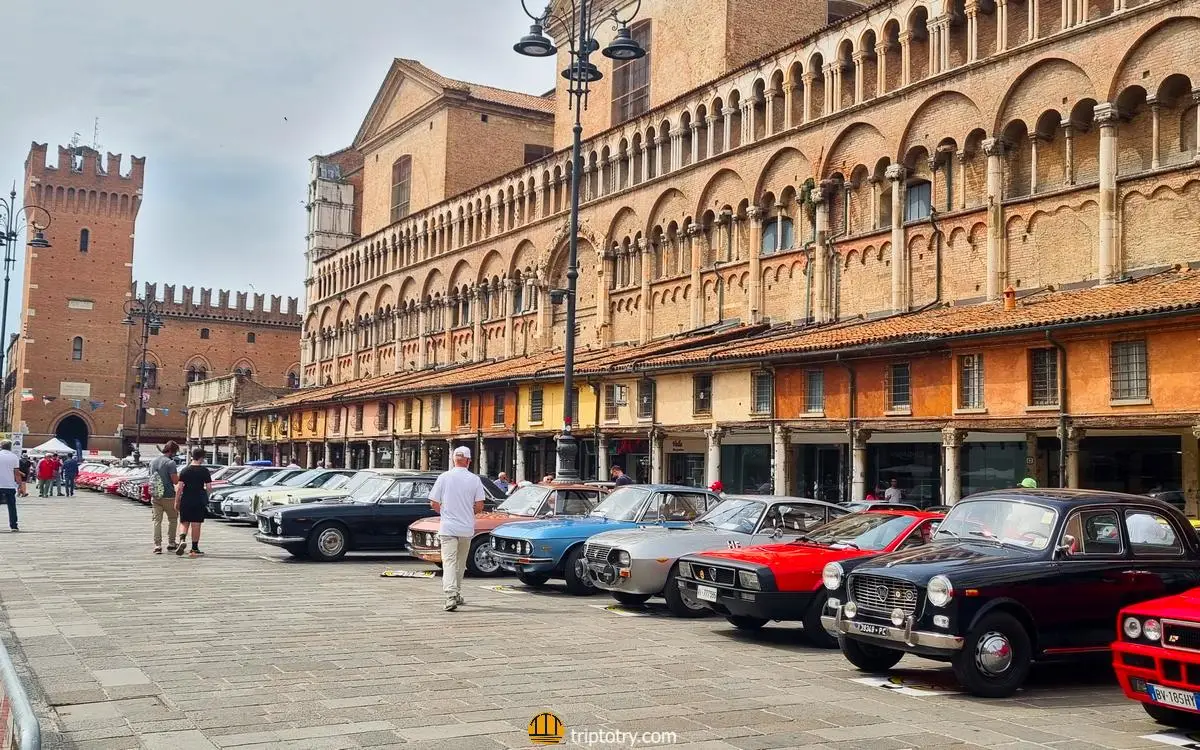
490, 484, 721, 594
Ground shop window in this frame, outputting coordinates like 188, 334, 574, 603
637, 379, 655, 420
751, 372, 773, 415
886, 363, 911, 411
431, 395, 442, 430
611, 21, 652, 125
905, 179, 932, 221
493, 393, 506, 425
459, 397, 471, 426
529, 387, 544, 422
804, 370, 824, 414
403, 399, 414, 431
1110, 339, 1148, 401
692, 374, 713, 416
958, 354, 984, 409
71, 336, 84, 361
604, 384, 628, 421
391, 156, 412, 222
1029, 348, 1059, 406
761, 216, 794, 256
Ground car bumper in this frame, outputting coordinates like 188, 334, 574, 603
677, 578, 812, 619
408, 544, 442, 564
492, 550, 556, 573
254, 533, 307, 547
822, 604, 964, 653
586, 561, 667, 596
1113, 640, 1200, 713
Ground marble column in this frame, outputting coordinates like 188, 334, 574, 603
942, 428, 964, 505
996, 0, 1008, 51
956, 150, 969, 210
688, 224, 704, 327
966, 4, 979, 62
1095, 103, 1121, 284
597, 434, 610, 480
851, 427, 871, 503
514, 438, 526, 482
480, 439, 490, 477
690, 123, 702, 163
638, 238, 653, 344
1193, 91, 1200, 161
1061, 121, 1075, 185
852, 52, 866, 104
705, 428, 723, 487
783, 84, 795, 129
1148, 97, 1161, 170
764, 93, 776, 135
874, 43, 888, 98
746, 207, 764, 324
813, 187, 831, 323
722, 108, 736, 149
472, 287, 483, 361
886, 164, 907, 313
983, 137, 1007, 300
801, 74, 814, 122
368, 440, 377, 469
1029, 134, 1041, 194
772, 424, 790, 496
649, 430, 664, 484
898, 31, 912, 87
707, 115, 719, 156
1060, 425, 1084, 488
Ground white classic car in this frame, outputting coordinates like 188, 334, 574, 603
218, 469, 359, 520
583, 495, 847, 616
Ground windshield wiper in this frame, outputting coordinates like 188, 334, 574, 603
936, 527, 961, 539
835, 540, 860, 550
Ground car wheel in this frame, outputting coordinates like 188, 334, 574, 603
307, 522, 349, 562
840, 636, 904, 673
517, 571, 550, 587
563, 545, 596, 595
663, 565, 710, 618
803, 590, 838, 648
612, 592, 652, 607
951, 611, 1031, 698
466, 536, 501, 577
726, 615, 769, 630
283, 543, 308, 559
1142, 702, 1200, 729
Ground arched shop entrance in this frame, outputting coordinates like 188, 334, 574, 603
54, 414, 89, 452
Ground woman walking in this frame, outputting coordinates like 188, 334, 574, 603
175, 448, 213, 557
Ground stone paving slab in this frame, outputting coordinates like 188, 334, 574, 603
0, 492, 1183, 748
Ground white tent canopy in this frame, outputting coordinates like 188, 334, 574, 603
31, 438, 75, 454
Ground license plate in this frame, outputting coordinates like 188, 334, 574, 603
696, 585, 718, 603
1149, 684, 1200, 711
853, 622, 891, 636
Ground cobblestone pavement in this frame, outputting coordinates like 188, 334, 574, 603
0, 491, 1184, 749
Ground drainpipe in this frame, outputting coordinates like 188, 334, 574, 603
835, 353, 857, 504
1046, 331, 1069, 488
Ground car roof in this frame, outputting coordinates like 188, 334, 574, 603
626, 484, 718, 492
964, 488, 1185, 510
722, 494, 845, 510
532, 483, 607, 491
860, 508, 946, 520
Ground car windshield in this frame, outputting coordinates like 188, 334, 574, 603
496, 485, 550, 516
797, 512, 916, 550
695, 498, 766, 532
339, 472, 374, 494
348, 476, 396, 503
319, 473, 351, 489
590, 486, 650, 521
260, 470, 303, 487
936, 499, 1056, 550
280, 469, 324, 487
210, 466, 240, 480
225, 469, 259, 485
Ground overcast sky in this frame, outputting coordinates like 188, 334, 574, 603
3, 0, 554, 318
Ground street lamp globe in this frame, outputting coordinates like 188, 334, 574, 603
602, 26, 645, 61
28, 230, 50, 249
562, 60, 603, 83
514, 23, 557, 57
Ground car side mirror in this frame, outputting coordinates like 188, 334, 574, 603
1053, 541, 1073, 559
771, 527, 785, 539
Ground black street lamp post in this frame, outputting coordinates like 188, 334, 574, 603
0, 187, 51, 432
515, 0, 645, 482
122, 298, 164, 464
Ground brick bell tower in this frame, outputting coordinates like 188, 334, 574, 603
9, 143, 144, 454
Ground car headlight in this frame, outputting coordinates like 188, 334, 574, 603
1123, 616, 1143, 640
614, 550, 631, 567
1144, 618, 1162, 642
927, 575, 954, 607
406, 530, 413, 543
738, 570, 761, 590
678, 561, 692, 579
822, 562, 843, 591
433, 536, 441, 548
270, 512, 282, 522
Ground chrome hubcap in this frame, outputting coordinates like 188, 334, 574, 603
317, 529, 344, 556
975, 631, 1013, 676
474, 544, 499, 573
574, 558, 594, 588
678, 586, 704, 610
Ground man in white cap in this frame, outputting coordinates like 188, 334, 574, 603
430, 445, 486, 611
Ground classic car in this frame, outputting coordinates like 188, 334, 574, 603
842, 501, 921, 513
1113, 587, 1200, 728
103, 468, 147, 494
821, 489, 1200, 697
254, 469, 505, 561
585, 495, 848, 617
490, 485, 721, 594
218, 469, 356, 522
407, 482, 607, 577
677, 509, 943, 644
207, 467, 300, 516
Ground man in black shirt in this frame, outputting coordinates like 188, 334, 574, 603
610, 465, 634, 486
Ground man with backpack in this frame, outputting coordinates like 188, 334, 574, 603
148, 442, 181, 554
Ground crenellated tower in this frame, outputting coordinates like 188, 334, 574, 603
9, 142, 145, 452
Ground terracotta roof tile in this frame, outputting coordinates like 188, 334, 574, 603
399, 59, 555, 114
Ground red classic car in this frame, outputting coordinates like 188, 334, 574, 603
677, 510, 943, 646
1114, 588, 1200, 729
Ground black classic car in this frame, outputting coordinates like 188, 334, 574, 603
820, 489, 1200, 697
254, 469, 505, 561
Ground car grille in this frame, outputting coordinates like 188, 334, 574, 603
414, 531, 435, 547
690, 564, 737, 586
258, 517, 270, 534
493, 537, 522, 555
584, 543, 612, 564
1164, 620, 1200, 653
849, 573, 919, 617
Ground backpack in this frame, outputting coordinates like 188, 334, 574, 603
149, 461, 168, 500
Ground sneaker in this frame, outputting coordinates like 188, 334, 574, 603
10, 528, 17, 533
167, 545, 177, 552
444, 597, 458, 612
188, 549, 204, 558
175, 542, 188, 556
153, 547, 162, 554
455, 594, 465, 606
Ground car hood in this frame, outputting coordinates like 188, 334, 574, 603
261, 487, 348, 500
852, 541, 1036, 585
492, 515, 626, 540
271, 498, 369, 516
410, 510, 533, 534
1125, 586, 1200, 619
690, 541, 869, 567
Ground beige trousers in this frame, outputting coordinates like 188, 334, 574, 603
439, 535, 472, 598
151, 498, 179, 546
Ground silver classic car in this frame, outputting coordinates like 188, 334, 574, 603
583, 495, 847, 616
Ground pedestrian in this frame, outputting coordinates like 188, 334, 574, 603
0, 440, 21, 532
541, 474, 554, 484
62, 454, 79, 497
17, 451, 31, 498
52, 454, 65, 496
884, 478, 904, 503
709, 480, 725, 496
430, 446, 486, 612
610, 465, 634, 486
149, 442, 181, 554
1020, 477, 1038, 489
495, 472, 511, 495
175, 447, 213, 557
285, 458, 301, 469
36, 455, 54, 497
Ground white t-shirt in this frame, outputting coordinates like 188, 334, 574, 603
430, 467, 486, 538
0, 450, 20, 491
884, 487, 904, 503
